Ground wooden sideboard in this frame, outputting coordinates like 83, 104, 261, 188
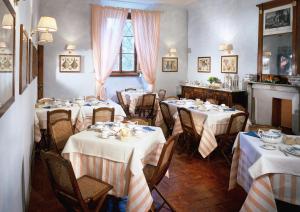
181, 85, 247, 108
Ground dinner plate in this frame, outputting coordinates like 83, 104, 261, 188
283, 146, 300, 157
260, 144, 276, 150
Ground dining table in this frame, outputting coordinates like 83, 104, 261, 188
34, 99, 126, 142
163, 99, 248, 158
229, 132, 300, 211
61, 121, 166, 212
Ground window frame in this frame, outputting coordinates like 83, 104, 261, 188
111, 13, 138, 77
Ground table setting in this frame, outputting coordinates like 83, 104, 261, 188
62, 121, 166, 212
229, 130, 300, 211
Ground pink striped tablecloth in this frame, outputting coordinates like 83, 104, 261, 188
229, 133, 300, 211
165, 100, 243, 158
62, 126, 166, 212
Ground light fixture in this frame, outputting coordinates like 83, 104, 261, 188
0, 41, 7, 49
219, 43, 233, 54
65, 44, 76, 53
1, 14, 13, 29
38, 32, 53, 44
37, 16, 57, 32
263, 51, 272, 58
168, 48, 177, 56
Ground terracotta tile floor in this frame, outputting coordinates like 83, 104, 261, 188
28, 151, 298, 211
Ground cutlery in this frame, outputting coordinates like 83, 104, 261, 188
278, 147, 289, 157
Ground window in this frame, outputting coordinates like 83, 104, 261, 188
111, 15, 138, 76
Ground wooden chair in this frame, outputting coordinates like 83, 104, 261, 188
38, 97, 54, 104
85, 95, 98, 101
159, 102, 174, 137
165, 96, 178, 100
92, 107, 115, 124
206, 98, 219, 105
40, 150, 113, 212
232, 104, 246, 112
138, 94, 157, 124
124, 88, 136, 92
158, 89, 167, 101
143, 135, 178, 212
125, 117, 150, 126
49, 118, 74, 153
116, 91, 130, 117
47, 110, 72, 135
216, 112, 249, 165
177, 107, 202, 156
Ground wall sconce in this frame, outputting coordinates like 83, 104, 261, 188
169, 48, 177, 57
38, 32, 53, 44
0, 41, 7, 52
263, 51, 272, 58
1, 14, 13, 29
65, 44, 76, 53
219, 43, 233, 54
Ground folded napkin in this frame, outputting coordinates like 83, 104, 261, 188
223, 108, 236, 112
142, 126, 155, 132
244, 131, 260, 138
283, 135, 300, 145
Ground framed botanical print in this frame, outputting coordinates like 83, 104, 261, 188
263, 4, 293, 36
0, 54, 13, 72
162, 57, 178, 72
19, 24, 29, 94
221, 55, 238, 74
59, 55, 81, 72
198, 57, 211, 73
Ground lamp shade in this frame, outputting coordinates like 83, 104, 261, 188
39, 32, 53, 44
0, 41, 7, 48
65, 44, 76, 51
169, 48, 177, 54
37, 16, 57, 32
2, 14, 13, 29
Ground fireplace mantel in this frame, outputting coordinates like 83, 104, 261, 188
247, 82, 300, 134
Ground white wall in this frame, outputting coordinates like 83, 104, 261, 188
0, 0, 39, 211
187, 0, 269, 84
39, 0, 188, 100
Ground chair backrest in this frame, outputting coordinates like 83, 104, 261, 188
158, 89, 166, 101
148, 135, 178, 189
47, 110, 72, 134
165, 96, 178, 100
125, 88, 136, 92
116, 91, 126, 107
85, 95, 97, 101
92, 107, 115, 124
226, 112, 249, 136
232, 104, 246, 112
40, 150, 87, 210
50, 119, 74, 153
160, 102, 174, 133
177, 107, 198, 137
141, 93, 156, 108
206, 98, 219, 105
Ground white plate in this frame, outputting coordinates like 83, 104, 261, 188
284, 147, 300, 157
260, 144, 277, 150
292, 144, 300, 150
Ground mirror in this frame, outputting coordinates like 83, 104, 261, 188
0, 0, 15, 118
19, 24, 29, 94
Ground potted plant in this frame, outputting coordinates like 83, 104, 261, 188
207, 77, 221, 88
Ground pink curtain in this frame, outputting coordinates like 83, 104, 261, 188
91, 5, 128, 99
131, 10, 160, 92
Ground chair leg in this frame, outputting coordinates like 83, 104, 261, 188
95, 193, 108, 212
153, 186, 176, 212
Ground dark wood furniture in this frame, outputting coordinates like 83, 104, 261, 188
257, 0, 300, 80
40, 151, 113, 211
137, 94, 157, 123
116, 91, 130, 117
47, 110, 71, 136
92, 107, 115, 124
143, 135, 178, 212
181, 85, 247, 108
159, 102, 175, 137
50, 119, 74, 153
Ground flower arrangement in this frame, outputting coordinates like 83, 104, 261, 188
207, 76, 220, 84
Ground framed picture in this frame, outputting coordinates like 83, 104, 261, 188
162, 57, 178, 72
19, 24, 29, 94
198, 57, 211, 73
59, 55, 81, 72
221, 55, 238, 74
263, 4, 293, 36
29, 40, 38, 81
0, 54, 13, 72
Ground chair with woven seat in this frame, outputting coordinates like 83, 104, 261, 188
50, 118, 74, 153
232, 104, 246, 112
125, 117, 150, 126
92, 107, 115, 124
216, 112, 249, 165
85, 95, 98, 101
143, 135, 178, 212
40, 150, 113, 212
158, 89, 166, 101
206, 98, 219, 105
165, 96, 178, 100
177, 107, 202, 156
116, 91, 130, 117
137, 93, 157, 124
159, 102, 175, 137
124, 88, 136, 92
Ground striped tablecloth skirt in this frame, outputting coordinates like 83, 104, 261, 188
229, 147, 300, 211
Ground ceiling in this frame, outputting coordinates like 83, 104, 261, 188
109, 0, 196, 6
